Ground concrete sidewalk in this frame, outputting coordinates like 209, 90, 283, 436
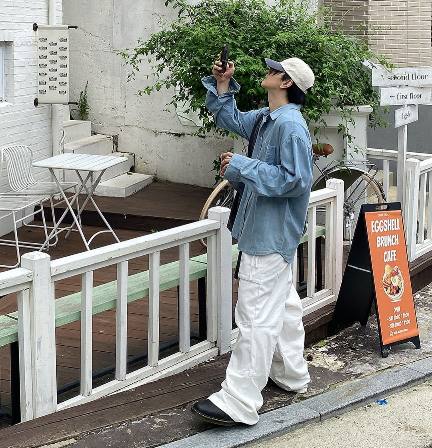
248, 379, 432, 448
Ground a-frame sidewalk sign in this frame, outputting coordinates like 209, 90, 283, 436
329, 203, 421, 358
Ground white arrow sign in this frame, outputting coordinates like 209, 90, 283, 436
373, 67, 432, 87
380, 87, 432, 106
395, 105, 418, 128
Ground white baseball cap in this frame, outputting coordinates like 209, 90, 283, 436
265, 57, 315, 93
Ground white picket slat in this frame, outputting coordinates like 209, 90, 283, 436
405, 159, 420, 261
383, 159, 390, 200
324, 200, 334, 290
80, 271, 93, 397
17, 289, 33, 421
148, 251, 160, 367
116, 261, 128, 381
21, 252, 57, 418
208, 207, 232, 355
327, 179, 344, 295
307, 206, 317, 298
179, 243, 190, 353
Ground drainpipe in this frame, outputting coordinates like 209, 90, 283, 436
49, 0, 64, 157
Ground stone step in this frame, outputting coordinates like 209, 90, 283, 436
95, 173, 154, 198
63, 120, 92, 144
63, 152, 135, 183
64, 134, 114, 156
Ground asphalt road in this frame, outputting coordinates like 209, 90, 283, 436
247, 379, 432, 448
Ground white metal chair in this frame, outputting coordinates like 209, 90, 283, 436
0, 144, 78, 252
0, 144, 77, 196
0, 195, 50, 268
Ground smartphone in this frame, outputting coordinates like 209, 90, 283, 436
220, 45, 229, 73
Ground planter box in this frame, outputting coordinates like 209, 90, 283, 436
309, 105, 373, 178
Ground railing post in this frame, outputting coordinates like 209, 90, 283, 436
21, 252, 57, 418
208, 206, 232, 355
326, 179, 344, 296
405, 158, 420, 261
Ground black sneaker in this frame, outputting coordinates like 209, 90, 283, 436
191, 399, 239, 427
267, 377, 308, 393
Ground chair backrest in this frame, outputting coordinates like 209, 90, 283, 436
0, 145, 37, 192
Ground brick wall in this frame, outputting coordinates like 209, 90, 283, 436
324, 0, 432, 67
323, 0, 368, 38
0, 0, 63, 234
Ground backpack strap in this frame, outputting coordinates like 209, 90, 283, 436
231, 111, 265, 279
227, 111, 265, 232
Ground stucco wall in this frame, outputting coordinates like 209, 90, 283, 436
63, 0, 234, 188
0, 0, 63, 234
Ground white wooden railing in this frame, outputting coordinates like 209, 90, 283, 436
293, 179, 344, 316
367, 147, 432, 202
405, 157, 432, 261
0, 180, 344, 422
367, 148, 432, 261
14, 207, 232, 421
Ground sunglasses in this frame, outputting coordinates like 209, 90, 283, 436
267, 68, 283, 75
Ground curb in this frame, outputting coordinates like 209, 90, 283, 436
158, 356, 432, 448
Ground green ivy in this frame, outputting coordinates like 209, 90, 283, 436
77, 81, 90, 121
120, 0, 390, 142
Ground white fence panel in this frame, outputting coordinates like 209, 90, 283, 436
2, 182, 345, 422
367, 148, 432, 262
405, 158, 432, 260
299, 179, 344, 316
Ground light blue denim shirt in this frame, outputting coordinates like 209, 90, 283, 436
202, 76, 313, 264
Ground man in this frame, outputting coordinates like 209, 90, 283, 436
192, 57, 315, 426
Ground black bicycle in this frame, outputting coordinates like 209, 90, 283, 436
199, 144, 386, 246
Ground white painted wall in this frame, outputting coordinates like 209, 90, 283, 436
0, 0, 64, 235
63, 0, 233, 188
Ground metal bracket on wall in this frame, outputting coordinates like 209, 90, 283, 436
33, 23, 79, 31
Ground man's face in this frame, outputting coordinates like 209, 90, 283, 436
261, 68, 291, 91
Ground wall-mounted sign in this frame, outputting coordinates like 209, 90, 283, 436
330, 203, 420, 358
35, 25, 70, 105
373, 67, 432, 88
369, 64, 432, 202
380, 86, 432, 106
394, 105, 419, 128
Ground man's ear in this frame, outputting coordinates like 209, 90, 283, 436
280, 79, 293, 90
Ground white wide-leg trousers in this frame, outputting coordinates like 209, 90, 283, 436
208, 252, 310, 425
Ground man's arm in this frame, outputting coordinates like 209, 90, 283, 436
202, 61, 262, 139
223, 125, 313, 198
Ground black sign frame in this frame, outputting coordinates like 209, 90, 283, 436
329, 202, 421, 358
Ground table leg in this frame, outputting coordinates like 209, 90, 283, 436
64, 170, 104, 238
75, 170, 121, 244
48, 169, 91, 250
39, 171, 91, 251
